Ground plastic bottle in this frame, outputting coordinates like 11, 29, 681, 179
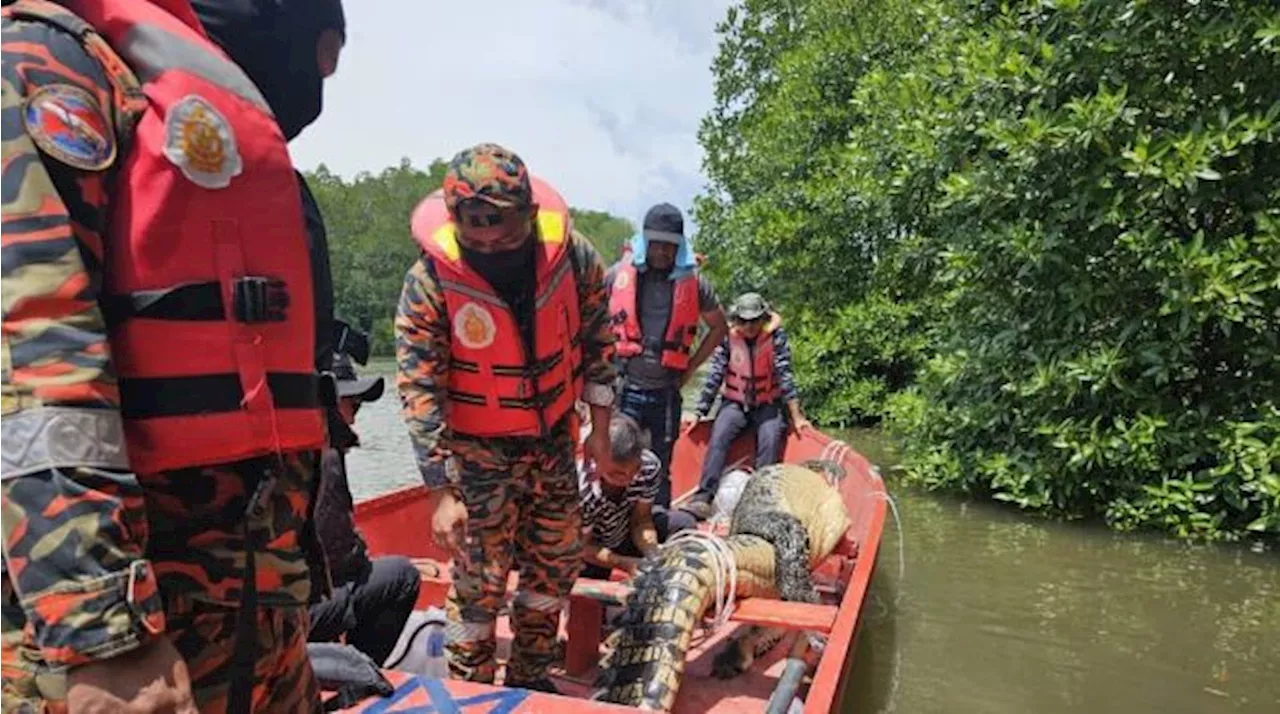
384, 607, 449, 678
422, 622, 448, 679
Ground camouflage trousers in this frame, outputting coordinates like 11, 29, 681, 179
445, 423, 582, 684
1, 451, 323, 712
2, 595, 317, 713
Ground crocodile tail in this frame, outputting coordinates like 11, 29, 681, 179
592, 537, 726, 711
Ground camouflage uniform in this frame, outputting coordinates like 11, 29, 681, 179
395, 145, 617, 685
1, 8, 320, 712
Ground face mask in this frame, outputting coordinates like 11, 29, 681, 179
192, 0, 344, 141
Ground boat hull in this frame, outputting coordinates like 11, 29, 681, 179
343, 423, 887, 713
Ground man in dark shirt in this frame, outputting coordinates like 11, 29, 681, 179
607, 204, 728, 507
309, 351, 421, 665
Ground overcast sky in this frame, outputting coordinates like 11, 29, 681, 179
289, 0, 733, 235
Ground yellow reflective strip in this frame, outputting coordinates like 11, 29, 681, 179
538, 211, 566, 244
432, 223, 461, 261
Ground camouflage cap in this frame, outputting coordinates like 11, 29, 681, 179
442, 143, 533, 212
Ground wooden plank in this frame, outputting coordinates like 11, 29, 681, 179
729, 598, 837, 634
568, 578, 837, 634
564, 596, 604, 676
422, 569, 838, 635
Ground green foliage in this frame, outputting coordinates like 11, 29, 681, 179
306, 158, 633, 356
698, 0, 1280, 540
571, 209, 635, 263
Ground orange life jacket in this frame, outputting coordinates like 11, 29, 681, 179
15, 0, 326, 474
608, 256, 701, 371
723, 320, 780, 406
409, 177, 584, 438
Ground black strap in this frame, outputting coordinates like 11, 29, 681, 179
102, 277, 289, 325
119, 372, 323, 419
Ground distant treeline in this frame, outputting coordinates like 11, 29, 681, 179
306, 158, 634, 356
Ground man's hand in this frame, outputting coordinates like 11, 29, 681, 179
67, 637, 197, 714
585, 426, 614, 476
792, 416, 814, 436
682, 413, 710, 435
615, 556, 644, 577
428, 487, 468, 558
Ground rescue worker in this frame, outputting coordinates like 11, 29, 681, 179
607, 203, 728, 507
1, 0, 346, 711
395, 143, 617, 692
683, 293, 813, 519
309, 349, 420, 666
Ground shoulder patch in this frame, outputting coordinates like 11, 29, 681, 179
21, 83, 116, 171
163, 94, 243, 189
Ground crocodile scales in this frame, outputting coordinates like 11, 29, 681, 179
592, 461, 852, 711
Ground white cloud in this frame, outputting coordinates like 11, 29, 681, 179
288, 0, 731, 233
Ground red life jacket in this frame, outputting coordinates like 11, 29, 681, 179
37, 0, 326, 474
723, 320, 781, 406
409, 176, 584, 438
608, 255, 701, 371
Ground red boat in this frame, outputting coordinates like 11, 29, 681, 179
339, 422, 888, 713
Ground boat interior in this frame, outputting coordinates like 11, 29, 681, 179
342, 423, 887, 713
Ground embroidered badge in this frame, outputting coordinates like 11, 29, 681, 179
454, 302, 497, 350
22, 84, 115, 171
163, 94, 242, 189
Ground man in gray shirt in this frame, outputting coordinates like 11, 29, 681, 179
606, 203, 728, 506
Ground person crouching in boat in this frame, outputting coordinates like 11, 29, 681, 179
395, 143, 618, 693
580, 414, 698, 580
308, 349, 421, 665
682, 293, 814, 520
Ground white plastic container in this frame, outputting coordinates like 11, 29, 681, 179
383, 607, 449, 678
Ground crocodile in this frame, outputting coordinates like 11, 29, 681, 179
592, 461, 852, 711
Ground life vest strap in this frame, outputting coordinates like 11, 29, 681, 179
120, 372, 327, 419
103, 276, 290, 324
451, 348, 581, 380
448, 365, 582, 411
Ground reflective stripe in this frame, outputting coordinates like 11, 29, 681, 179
515, 590, 563, 613
445, 619, 494, 643
436, 279, 506, 308
533, 255, 572, 310
435, 233, 572, 312
1, 407, 129, 479
120, 23, 272, 112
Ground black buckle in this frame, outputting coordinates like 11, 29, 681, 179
233, 277, 289, 323
333, 320, 371, 365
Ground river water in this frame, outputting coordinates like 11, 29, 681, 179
347, 362, 1279, 713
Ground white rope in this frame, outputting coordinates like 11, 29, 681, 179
662, 529, 738, 633
818, 440, 838, 464
872, 489, 906, 606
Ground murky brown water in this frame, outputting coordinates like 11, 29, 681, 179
348, 361, 1279, 713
